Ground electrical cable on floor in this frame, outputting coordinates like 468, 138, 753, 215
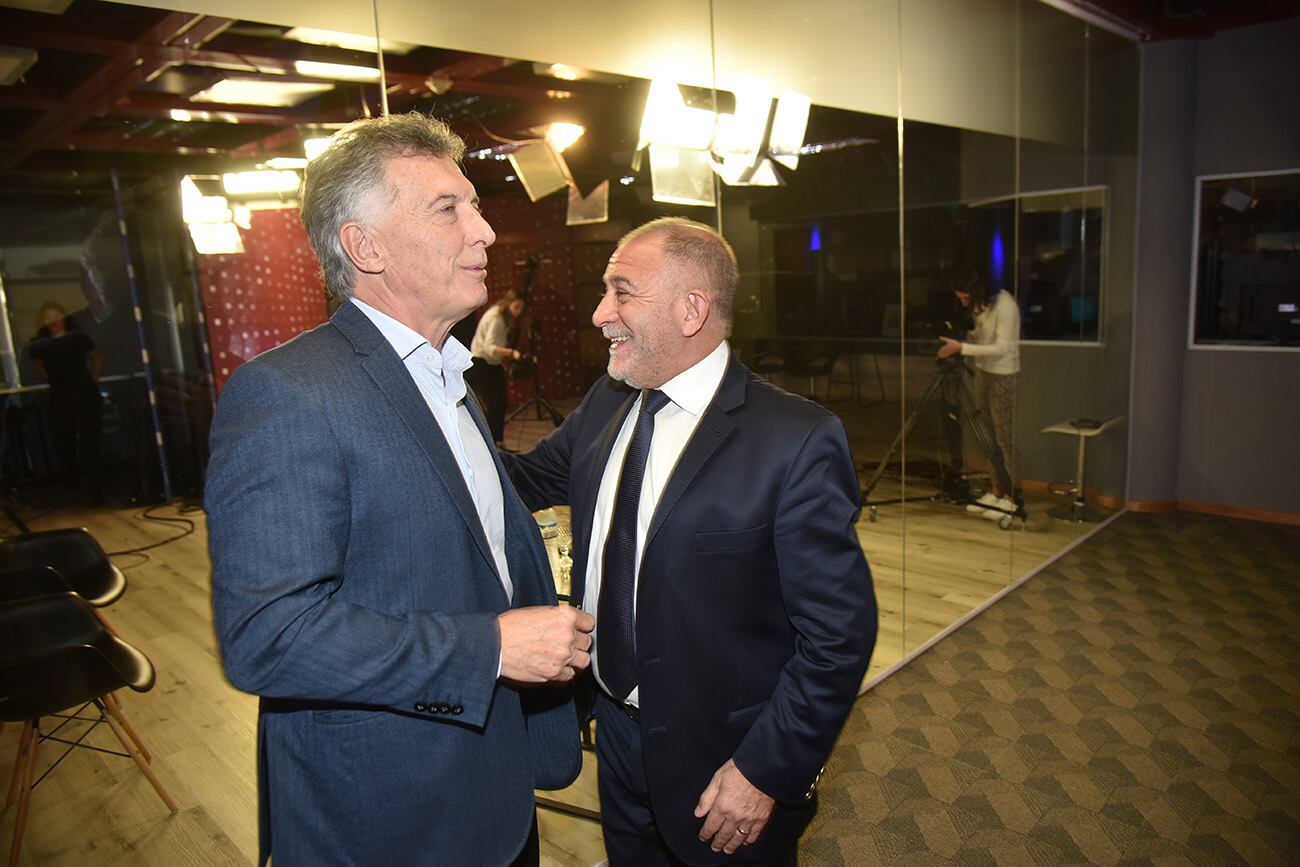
107, 501, 197, 558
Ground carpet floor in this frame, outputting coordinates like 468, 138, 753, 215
801, 511, 1300, 866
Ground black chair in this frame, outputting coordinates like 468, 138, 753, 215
0, 566, 73, 606
1, 593, 177, 865
0, 529, 125, 634
748, 351, 787, 381
784, 350, 839, 401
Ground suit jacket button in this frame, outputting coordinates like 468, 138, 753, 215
439, 704, 452, 714
414, 703, 427, 713
452, 705, 464, 715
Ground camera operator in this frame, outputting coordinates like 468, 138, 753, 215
937, 271, 1020, 520
466, 289, 527, 446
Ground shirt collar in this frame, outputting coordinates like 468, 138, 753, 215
350, 297, 472, 374
658, 340, 729, 417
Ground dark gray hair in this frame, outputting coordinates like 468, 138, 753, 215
300, 112, 466, 300
618, 217, 738, 328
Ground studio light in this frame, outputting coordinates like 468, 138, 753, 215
180, 176, 232, 226
181, 176, 243, 255
648, 144, 714, 207
635, 78, 812, 204
222, 170, 301, 196
303, 137, 333, 161
545, 122, 585, 153
638, 78, 715, 151
769, 88, 811, 170
508, 141, 572, 202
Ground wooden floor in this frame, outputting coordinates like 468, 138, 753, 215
0, 394, 1109, 865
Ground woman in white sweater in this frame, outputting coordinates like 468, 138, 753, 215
465, 290, 526, 445
937, 273, 1020, 520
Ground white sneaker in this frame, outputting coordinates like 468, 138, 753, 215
981, 498, 1017, 521
966, 493, 998, 513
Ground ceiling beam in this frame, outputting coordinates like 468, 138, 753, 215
6, 12, 235, 169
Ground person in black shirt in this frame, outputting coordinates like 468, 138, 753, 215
28, 302, 104, 504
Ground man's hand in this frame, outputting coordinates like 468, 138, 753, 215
694, 759, 776, 854
498, 606, 594, 683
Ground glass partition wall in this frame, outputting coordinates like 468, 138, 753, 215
708, 0, 1136, 673
0, 0, 1136, 680
0, 0, 1136, 858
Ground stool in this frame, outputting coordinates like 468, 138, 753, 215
1041, 416, 1124, 522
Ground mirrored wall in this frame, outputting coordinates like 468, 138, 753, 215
0, 0, 1134, 775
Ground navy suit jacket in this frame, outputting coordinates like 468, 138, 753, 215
206, 302, 579, 866
504, 352, 877, 864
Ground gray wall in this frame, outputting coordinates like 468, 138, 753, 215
1130, 17, 1300, 513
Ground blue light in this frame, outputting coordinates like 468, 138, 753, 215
809, 222, 822, 253
990, 229, 1006, 285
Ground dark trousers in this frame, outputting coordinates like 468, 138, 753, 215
595, 692, 797, 867
465, 359, 508, 444
48, 388, 102, 497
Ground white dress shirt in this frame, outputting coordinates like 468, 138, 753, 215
584, 339, 730, 705
351, 298, 514, 601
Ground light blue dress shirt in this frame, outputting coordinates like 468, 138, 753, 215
351, 298, 514, 602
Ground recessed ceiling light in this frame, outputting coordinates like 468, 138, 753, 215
284, 27, 416, 55
192, 78, 333, 108
294, 60, 380, 82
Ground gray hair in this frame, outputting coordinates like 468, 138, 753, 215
618, 217, 738, 328
300, 112, 466, 300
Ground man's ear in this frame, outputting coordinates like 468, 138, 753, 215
339, 222, 384, 275
679, 289, 711, 338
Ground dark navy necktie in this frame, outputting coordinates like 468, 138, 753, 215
598, 388, 671, 701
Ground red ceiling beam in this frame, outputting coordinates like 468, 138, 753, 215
14, 13, 232, 155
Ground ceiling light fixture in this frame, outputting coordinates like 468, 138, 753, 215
222, 170, 301, 196
294, 60, 381, 82
545, 122, 585, 153
303, 137, 334, 161
284, 27, 416, 55
192, 78, 333, 108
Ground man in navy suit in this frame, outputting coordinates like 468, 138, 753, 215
504, 218, 877, 865
206, 112, 594, 866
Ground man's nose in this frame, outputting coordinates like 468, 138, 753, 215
592, 291, 615, 328
468, 209, 496, 247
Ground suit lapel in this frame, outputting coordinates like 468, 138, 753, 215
570, 388, 638, 609
644, 355, 747, 552
334, 304, 502, 594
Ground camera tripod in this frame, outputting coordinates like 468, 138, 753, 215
505, 350, 565, 428
861, 356, 1026, 530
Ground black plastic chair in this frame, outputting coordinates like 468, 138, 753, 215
0, 566, 74, 606
0, 529, 126, 636
784, 350, 840, 402
0, 528, 125, 608
1, 593, 177, 865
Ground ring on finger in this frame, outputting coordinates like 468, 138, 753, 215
736, 828, 749, 836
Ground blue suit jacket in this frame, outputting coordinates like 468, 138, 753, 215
504, 353, 877, 864
206, 302, 579, 866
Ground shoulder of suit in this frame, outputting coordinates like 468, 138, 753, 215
224, 320, 349, 390
738, 367, 839, 427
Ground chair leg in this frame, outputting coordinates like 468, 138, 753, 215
5, 721, 33, 809
98, 698, 178, 812
7, 720, 39, 867
102, 692, 151, 763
